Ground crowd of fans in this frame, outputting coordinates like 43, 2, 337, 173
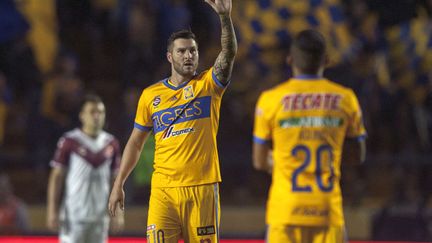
0, 0, 432, 239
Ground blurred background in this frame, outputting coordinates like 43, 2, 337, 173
0, 0, 432, 241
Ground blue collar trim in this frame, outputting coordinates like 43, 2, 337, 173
294, 75, 322, 80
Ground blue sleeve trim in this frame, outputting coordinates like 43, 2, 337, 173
356, 134, 367, 142
346, 133, 367, 142
212, 70, 230, 88
134, 122, 153, 131
253, 136, 270, 145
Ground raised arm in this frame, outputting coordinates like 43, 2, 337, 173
205, 0, 238, 84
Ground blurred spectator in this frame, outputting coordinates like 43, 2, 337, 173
0, 72, 12, 146
0, 0, 41, 100
17, 0, 59, 75
121, 0, 156, 88
40, 51, 83, 129
0, 174, 29, 235
27, 51, 83, 169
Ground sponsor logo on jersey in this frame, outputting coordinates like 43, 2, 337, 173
78, 147, 87, 156
152, 96, 211, 134
197, 225, 215, 236
292, 206, 329, 217
153, 96, 161, 107
183, 85, 194, 100
162, 126, 194, 139
279, 117, 343, 128
282, 93, 342, 111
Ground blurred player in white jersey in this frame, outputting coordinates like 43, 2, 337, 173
46, 94, 124, 243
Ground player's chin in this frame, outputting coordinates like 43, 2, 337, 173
182, 67, 196, 75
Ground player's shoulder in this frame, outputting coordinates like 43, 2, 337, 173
197, 68, 210, 78
99, 130, 119, 144
323, 79, 355, 95
62, 128, 81, 141
191, 68, 211, 82
56, 128, 80, 147
142, 79, 166, 93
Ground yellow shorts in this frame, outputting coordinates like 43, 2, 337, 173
266, 225, 346, 243
146, 183, 220, 243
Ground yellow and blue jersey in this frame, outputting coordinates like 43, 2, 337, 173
134, 68, 228, 188
254, 75, 366, 226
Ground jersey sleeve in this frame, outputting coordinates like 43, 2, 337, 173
253, 92, 273, 144
110, 138, 121, 174
134, 90, 153, 131
50, 136, 72, 168
346, 89, 367, 141
203, 68, 230, 95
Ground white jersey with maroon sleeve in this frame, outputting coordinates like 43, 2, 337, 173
50, 128, 121, 222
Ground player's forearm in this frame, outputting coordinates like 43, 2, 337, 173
114, 138, 144, 187
47, 171, 64, 215
214, 14, 237, 82
220, 14, 237, 58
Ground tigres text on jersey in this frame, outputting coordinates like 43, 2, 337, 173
134, 68, 228, 188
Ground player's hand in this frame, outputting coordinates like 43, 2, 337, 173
46, 211, 59, 232
108, 184, 125, 217
204, 0, 232, 16
110, 213, 125, 234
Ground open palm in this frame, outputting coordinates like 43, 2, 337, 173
205, 0, 232, 15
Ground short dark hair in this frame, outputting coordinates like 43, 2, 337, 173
80, 93, 103, 111
290, 29, 326, 74
167, 29, 197, 52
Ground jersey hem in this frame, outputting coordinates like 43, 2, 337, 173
150, 180, 221, 188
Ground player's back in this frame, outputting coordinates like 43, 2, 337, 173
254, 76, 366, 226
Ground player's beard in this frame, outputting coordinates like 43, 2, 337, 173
172, 59, 198, 77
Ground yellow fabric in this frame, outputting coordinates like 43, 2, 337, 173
18, 0, 58, 74
254, 78, 366, 226
267, 225, 346, 243
146, 184, 220, 243
135, 68, 226, 188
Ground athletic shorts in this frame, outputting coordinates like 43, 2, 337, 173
266, 224, 346, 243
146, 183, 220, 243
59, 218, 109, 243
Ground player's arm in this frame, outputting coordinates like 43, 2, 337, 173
205, 0, 238, 84
46, 166, 66, 231
342, 138, 366, 165
108, 128, 151, 217
253, 142, 272, 174
343, 89, 367, 165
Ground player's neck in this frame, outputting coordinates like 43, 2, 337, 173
169, 72, 193, 87
81, 127, 101, 139
293, 67, 324, 78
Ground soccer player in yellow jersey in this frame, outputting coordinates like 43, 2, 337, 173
108, 0, 237, 242
253, 30, 367, 243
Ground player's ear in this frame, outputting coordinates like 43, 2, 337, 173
167, 52, 173, 64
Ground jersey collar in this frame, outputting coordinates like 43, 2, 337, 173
293, 74, 322, 80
